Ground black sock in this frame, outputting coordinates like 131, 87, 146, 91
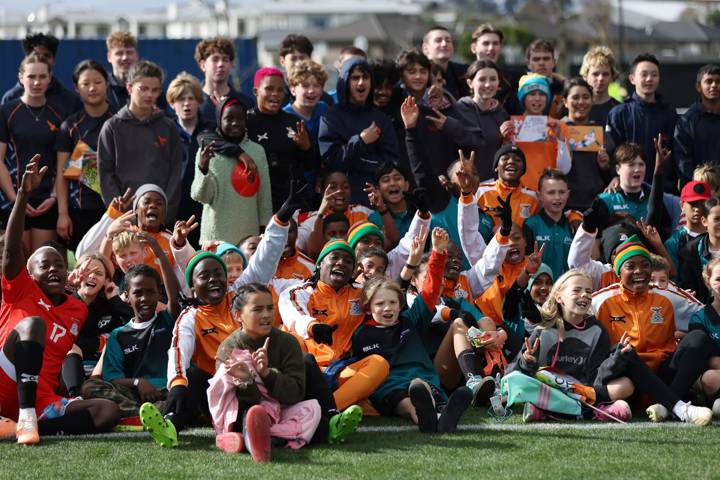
61, 353, 84, 398
38, 409, 97, 436
457, 349, 482, 379
14, 340, 44, 409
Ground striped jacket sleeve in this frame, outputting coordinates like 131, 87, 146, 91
568, 224, 611, 291
279, 283, 315, 338
166, 307, 197, 388
232, 216, 289, 289
458, 192, 488, 266
465, 232, 509, 297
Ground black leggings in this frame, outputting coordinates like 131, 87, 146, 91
304, 353, 336, 444
613, 330, 712, 410
171, 366, 212, 431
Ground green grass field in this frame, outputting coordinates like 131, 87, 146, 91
4, 410, 720, 479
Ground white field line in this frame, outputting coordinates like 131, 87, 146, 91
44, 421, 706, 440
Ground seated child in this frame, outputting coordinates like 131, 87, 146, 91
61, 253, 134, 397
690, 258, 720, 417
355, 248, 388, 285
0, 159, 119, 444
238, 234, 261, 261
664, 180, 709, 277
163, 190, 300, 434
77, 184, 196, 292
352, 228, 473, 433
82, 251, 179, 426
507, 270, 633, 423
649, 254, 671, 290
274, 218, 315, 281
502, 263, 554, 359
297, 170, 397, 258
209, 284, 360, 462
322, 213, 350, 242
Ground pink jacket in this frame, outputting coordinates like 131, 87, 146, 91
207, 348, 321, 449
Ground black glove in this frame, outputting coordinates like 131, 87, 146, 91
494, 192, 513, 237
276, 178, 309, 223
582, 197, 607, 233
520, 290, 542, 325
311, 323, 338, 345
404, 187, 430, 216
449, 308, 477, 328
163, 384, 188, 417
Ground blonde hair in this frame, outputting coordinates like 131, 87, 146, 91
650, 254, 670, 273
287, 60, 328, 88
106, 31, 137, 51
693, 164, 720, 193
111, 231, 142, 255
580, 45, 618, 80
166, 71, 203, 104
360, 276, 404, 310
537, 269, 592, 339
76, 253, 115, 280
703, 257, 720, 287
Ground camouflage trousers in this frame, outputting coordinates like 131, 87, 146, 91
81, 377, 167, 418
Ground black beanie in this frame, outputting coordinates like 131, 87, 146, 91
493, 144, 527, 174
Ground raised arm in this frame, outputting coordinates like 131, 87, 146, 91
4, 155, 46, 280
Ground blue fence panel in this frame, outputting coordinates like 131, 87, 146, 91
0, 38, 258, 98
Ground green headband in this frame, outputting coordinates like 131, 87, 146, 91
185, 252, 227, 287
316, 239, 356, 266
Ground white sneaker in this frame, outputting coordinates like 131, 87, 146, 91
712, 398, 720, 419
646, 403, 669, 422
679, 404, 713, 426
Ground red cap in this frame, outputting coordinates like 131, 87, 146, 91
680, 181, 711, 203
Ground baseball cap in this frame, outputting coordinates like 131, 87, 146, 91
680, 181, 711, 203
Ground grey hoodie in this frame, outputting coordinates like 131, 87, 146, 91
98, 105, 182, 220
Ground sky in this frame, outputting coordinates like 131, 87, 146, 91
3, 1, 173, 15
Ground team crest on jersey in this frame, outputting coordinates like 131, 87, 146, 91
454, 287, 469, 299
520, 204, 531, 218
312, 308, 329, 317
609, 315, 626, 324
650, 307, 664, 324
349, 299, 363, 315
201, 327, 218, 336
70, 319, 79, 336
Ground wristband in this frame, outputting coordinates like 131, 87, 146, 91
405, 263, 419, 270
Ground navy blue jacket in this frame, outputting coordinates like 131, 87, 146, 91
674, 101, 720, 183
318, 58, 401, 205
606, 93, 678, 188
1, 77, 81, 120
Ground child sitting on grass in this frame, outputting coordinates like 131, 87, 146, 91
209, 284, 338, 463
352, 228, 472, 433
82, 242, 179, 426
509, 269, 634, 423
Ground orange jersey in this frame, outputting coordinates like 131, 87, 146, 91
279, 280, 364, 366
168, 294, 237, 386
592, 283, 702, 371
275, 250, 315, 281
476, 180, 538, 227
516, 121, 569, 191
475, 260, 526, 324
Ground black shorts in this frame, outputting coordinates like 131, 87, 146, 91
24, 198, 58, 231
